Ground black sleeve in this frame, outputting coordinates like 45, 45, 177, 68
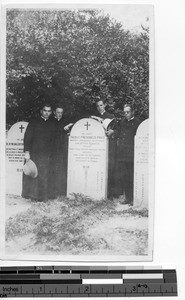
108, 113, 115, 119
134, 118, 141, 135
113, 119, 122, 139
23, 120, 35, 152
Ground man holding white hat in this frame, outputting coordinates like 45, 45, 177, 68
22, 103, 54, 201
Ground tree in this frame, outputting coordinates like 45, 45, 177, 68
6, 9, 149, 125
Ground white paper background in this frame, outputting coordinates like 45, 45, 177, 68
1, 0, 185, 299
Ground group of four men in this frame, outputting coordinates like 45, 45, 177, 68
22, 100, 140, 205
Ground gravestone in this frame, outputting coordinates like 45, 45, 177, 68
67, 118, 108, 200
6, 122, 28, 195
134, 119, 149, 208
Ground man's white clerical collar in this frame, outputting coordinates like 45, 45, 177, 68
54, 116, 61, 121
128, 116, 134, 121
41, 116, 48, 121
100, 110, 105, 115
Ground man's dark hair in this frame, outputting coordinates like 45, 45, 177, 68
124, 103, 134, 111
40, 103, 52, 110
95, 98, 105, 105
53, 103, 64, 111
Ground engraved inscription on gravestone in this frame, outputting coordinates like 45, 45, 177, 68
6, 122, 28, 195
134, 119, 149, 208
67, 118, 108, 200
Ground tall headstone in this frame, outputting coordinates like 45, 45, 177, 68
134, 119, 149, 208
6, 122, 28, 195
67, 118, 108, 200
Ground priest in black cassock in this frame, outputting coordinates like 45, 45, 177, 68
116, 104, 140, 205
22, 104, 55, 201
95, 99, 117, 198
48, 105, 70, 198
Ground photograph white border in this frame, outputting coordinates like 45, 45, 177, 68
0, 2, 154, 262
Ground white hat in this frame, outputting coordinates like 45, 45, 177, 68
23, 159, 38, 178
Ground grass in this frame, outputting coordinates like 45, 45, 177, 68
6, 194, 148, 254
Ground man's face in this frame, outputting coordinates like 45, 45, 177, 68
96, 101, 105, 114
40, 106, 52, 119
54, 108, 64, 120
124, 106, 133, 121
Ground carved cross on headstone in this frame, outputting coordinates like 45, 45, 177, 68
84, 121, 91, 131
19, 124, 25, 133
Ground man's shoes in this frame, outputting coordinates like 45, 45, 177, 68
120, 200, 129, 205
120, 199, 133, 206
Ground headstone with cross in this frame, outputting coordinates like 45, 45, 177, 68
134, 119, 149, 208
67, 118, 108, 200
6, 122, 28, 195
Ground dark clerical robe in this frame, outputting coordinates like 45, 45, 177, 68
96, 110, 117, 198
22, 117, 55, 201
48, 117, 68, 198
116, 117, 140, 204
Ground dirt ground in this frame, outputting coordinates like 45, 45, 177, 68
6, 196, 33, 219
5, 194, 148, 257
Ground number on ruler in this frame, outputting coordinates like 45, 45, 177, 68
132, 286, 137, 292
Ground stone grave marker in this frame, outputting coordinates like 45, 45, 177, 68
67, 118, 108, 200
6, 122, 28, 195
134, 119, 149, 208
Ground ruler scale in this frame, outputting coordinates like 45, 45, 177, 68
0, 266, 177, 297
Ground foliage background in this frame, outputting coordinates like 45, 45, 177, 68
6, 9, 150, 126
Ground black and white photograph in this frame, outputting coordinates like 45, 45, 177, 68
0, 3, 154, 261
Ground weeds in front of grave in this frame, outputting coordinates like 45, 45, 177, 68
6, 195, 114, 252
6, 194, 148, 254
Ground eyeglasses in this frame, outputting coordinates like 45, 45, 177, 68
124, 111, 131, 115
